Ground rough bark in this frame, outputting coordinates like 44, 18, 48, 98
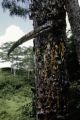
30, 0, 69, 120
65, 0, 80, 64
7, 0, 70, 120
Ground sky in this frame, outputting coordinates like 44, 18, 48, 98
0, 0, 80, 67
0, 0, 33, 47
0, 0, 80, 47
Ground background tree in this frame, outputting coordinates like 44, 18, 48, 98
0, 42, 23, 75
0, 42, 34, 76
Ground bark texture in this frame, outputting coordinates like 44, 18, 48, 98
30, 0, 69, 120
65, 0, 80, 64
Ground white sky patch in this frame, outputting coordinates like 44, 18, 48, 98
78, 0, 80, 5
0, 25, 33, 47
22, 39, 33, 47
66, 15, 70, 31
0, 25, 24, 45
0, 61, 11, 68
66, 14, 72, 38
66, 0, 80, 37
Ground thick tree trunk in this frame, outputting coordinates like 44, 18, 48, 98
30, 0, 69, 120
65, 0, 80, 65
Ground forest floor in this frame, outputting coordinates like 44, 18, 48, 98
0, 70, 34, 120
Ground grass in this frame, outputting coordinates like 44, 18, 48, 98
0, 70, 34, 120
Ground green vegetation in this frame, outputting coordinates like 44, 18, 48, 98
0, 70, 35, 120
1, 1, 80, 119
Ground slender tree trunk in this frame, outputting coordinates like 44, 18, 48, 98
65, 0, 80, 65
30, 0, 69, 120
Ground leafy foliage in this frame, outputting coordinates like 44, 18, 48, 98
0, 42, 34, 73
2, 0, 30, 17
0, 42, 22, 61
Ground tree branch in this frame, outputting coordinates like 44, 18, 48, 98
8, 22, 52, 57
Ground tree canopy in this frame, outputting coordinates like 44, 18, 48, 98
2, 0, 30, 17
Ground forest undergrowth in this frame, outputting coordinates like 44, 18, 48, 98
0, 70, 34, 120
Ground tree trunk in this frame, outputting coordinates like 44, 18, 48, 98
65, 0, 80, 65
30, 0, 69, 120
